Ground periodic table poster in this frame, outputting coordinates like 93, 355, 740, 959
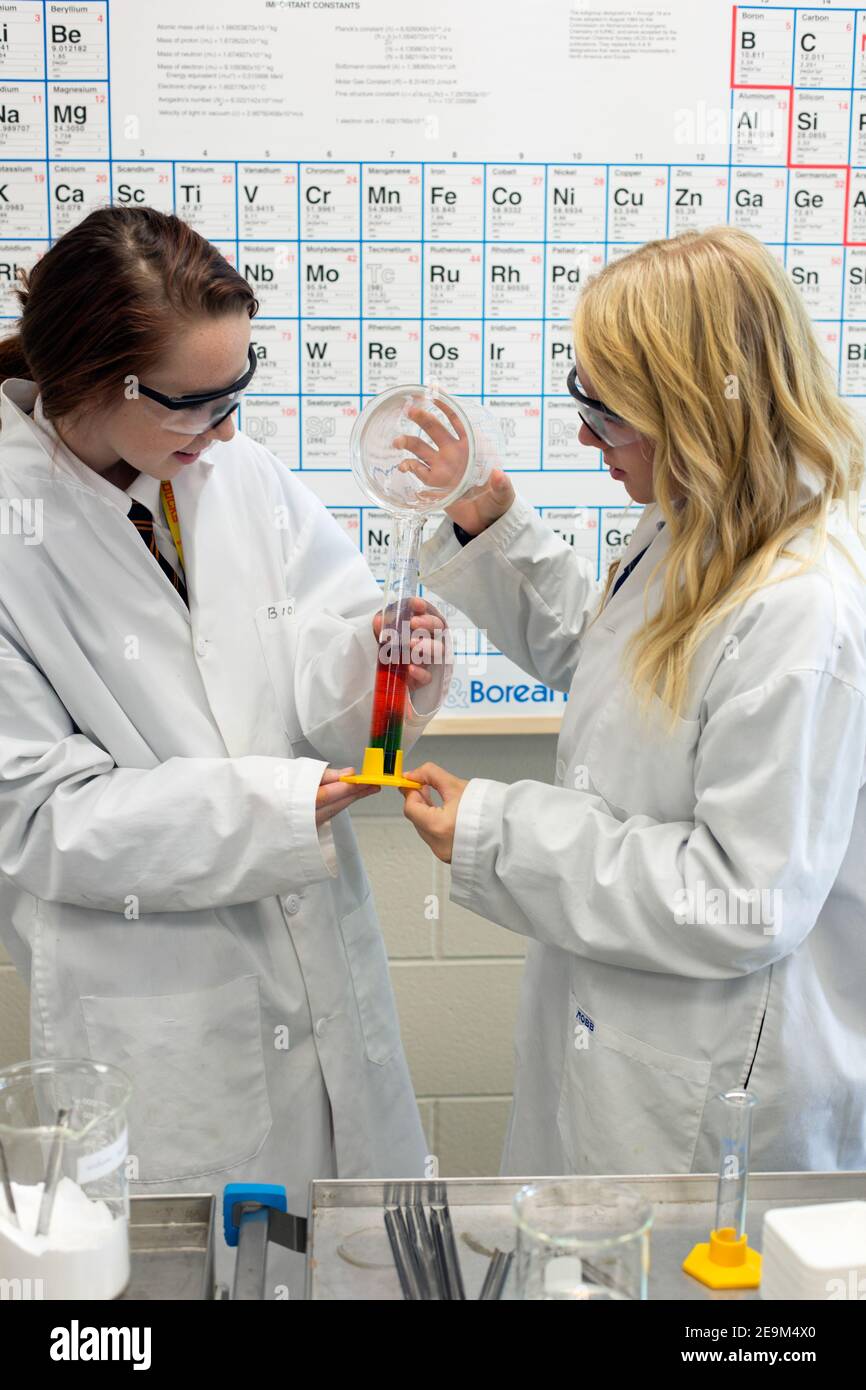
1, 0, 864, 729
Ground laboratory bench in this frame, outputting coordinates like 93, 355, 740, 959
119, 1170, 866, 1301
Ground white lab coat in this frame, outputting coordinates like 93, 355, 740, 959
420, 487, 866, 1177
0, 378, 446, 1293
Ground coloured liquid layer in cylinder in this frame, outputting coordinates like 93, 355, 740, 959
369, 640, 410, 775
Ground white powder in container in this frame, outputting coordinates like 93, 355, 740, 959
0, 1175, 129, 1299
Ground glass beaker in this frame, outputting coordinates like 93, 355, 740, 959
0, 1058, 132, 1300
513, 1179, 653, 1301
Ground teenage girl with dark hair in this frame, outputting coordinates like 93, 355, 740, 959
0, 206, 447, 1294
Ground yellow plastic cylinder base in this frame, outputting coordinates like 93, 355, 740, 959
340, 746, 422, 791
682, 1227, 762, 1289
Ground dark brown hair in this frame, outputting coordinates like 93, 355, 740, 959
0, 206, 258, 420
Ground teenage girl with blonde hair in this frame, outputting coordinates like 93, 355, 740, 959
394, 225, 866, 1175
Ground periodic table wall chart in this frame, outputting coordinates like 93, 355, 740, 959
1, 0, 865, 730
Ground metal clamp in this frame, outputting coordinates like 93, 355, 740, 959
223, 1183, 308, 1301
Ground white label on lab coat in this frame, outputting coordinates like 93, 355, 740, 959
259, 599, 296, 621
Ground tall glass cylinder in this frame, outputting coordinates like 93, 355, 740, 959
714, 1089, 757, 1239
344, 383, 506, 789
368, 516, 423, 775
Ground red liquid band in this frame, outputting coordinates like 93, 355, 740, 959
369, 647, 410, 772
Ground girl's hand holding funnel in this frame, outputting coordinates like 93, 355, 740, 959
394, 396, 515, 538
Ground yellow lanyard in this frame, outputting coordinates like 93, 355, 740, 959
159, 480, 186, 573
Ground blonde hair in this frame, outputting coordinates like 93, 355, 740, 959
572, 225, 864, 720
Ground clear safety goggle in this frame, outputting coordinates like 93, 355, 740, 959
137, 344, 258, 435
566, 365, 641, 448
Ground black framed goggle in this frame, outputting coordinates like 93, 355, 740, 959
137, 345, 258, 434
566, 364, 640, 447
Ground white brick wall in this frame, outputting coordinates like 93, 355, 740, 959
353, 813, 526, 1175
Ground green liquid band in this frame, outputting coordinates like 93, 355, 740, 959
371, 716, 405, 773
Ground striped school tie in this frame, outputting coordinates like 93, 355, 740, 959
127, 499, 189, 607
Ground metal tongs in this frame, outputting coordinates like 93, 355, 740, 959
35, 1107, 71, 1237
383, 1181, 468, 1300
479, 1247, 513, 1300
0, 1135, 19, 1229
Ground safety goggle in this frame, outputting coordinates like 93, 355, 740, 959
566, 364, 641, 448
137, 344, 258, 435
